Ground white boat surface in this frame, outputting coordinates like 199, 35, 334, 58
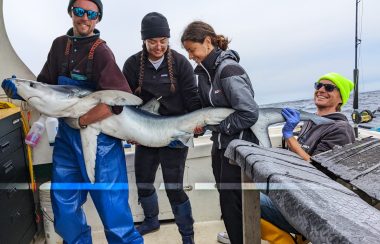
33, 128, 380, 244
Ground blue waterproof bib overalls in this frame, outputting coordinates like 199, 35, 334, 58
51, 76, 143, 244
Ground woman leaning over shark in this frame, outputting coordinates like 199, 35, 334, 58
181, 21, 260, 244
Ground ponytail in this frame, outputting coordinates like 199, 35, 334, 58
181, 21, 230, 50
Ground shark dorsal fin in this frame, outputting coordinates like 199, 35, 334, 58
140, 98, 160, 115
85, 90, 143, 106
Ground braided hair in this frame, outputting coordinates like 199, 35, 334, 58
135, 44, 176, 95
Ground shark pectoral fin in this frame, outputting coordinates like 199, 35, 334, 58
87, 90, 143, 106
80, 126, 101, 183
183, 136, 194, 148
172, 132, 194, 148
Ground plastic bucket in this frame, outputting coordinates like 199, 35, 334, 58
39, 182, 63, 244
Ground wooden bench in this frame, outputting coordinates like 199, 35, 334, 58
225, 139, 380, 244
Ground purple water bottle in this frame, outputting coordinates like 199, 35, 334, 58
25, 115, 46, 147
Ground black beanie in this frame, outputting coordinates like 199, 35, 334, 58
67, 0, 103, 21
141, 12, 170, 40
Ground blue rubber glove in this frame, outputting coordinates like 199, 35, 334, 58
281, 108, 300, 139
168, 140, 186, 149
57, 76, 95, 90
58, 76, 81, 86
1, 75, 23, 100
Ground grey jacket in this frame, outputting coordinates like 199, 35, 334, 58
194, 49, 259, 148
298, 112, 355, 155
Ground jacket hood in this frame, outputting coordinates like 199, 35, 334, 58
215, 49, 240, 67
323, 112, 349, 122
195, 49, 241, 83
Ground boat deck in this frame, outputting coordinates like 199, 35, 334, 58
32, 220, 268, 244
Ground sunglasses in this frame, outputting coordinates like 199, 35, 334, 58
314, 82, 339, 92
72, 7, 100, 20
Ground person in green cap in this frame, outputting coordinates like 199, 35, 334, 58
259, 72, 356, 243
280, 72, 355, 161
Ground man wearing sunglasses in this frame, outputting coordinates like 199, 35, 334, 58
4, 0, 143, 243
281, 72, 355, 161
260, 72, 356, 243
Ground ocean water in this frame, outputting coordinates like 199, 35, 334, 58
262, 90, 380, 129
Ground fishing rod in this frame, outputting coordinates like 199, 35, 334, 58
351, 0, 378, 131
351, 0, 361, 138
351, 0, 377, 132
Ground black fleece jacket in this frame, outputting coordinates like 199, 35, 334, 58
123, 49, 201, 116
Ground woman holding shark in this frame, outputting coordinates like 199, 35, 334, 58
123, 12, 201, 244
181, 21, 260, 244
2, 1, 142, 243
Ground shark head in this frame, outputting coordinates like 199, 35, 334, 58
12, 78, 48, 102
13, 78, 92, 101
11, 78, 90, 117
11, 78, 142, 119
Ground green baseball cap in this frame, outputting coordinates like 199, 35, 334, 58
318, 72, 354, 106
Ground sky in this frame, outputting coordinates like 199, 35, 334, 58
3, 0, 380, 105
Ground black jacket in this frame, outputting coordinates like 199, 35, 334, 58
123, 49, 201, 115
298, 113, 355, 155
194, 48, 259, 148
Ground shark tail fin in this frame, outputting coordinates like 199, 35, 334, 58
251, 124, 272, 148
